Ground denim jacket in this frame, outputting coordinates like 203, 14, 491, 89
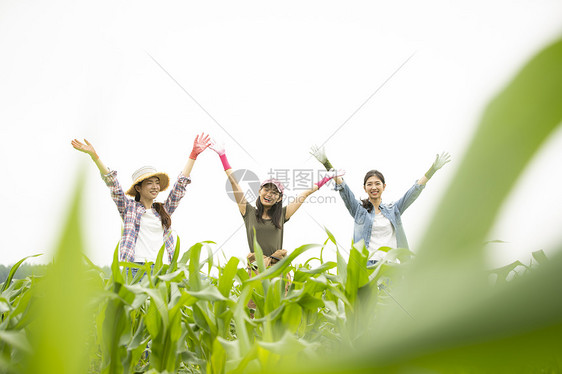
335, 180, 425, 249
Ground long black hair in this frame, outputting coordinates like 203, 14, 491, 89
360, 169, 385, 213
135, 181, 171, 230
256, 184, 283, 229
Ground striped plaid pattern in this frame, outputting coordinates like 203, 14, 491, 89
102, 170, 191, 263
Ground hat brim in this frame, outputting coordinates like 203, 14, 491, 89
260, 180, 284, 195
126, 172, 170, 197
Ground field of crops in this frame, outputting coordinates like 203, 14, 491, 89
0, 222, 556, 374
1, 37, 561, 374
1, 229, 414, 374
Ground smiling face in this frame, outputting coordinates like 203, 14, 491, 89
135, 176, 161, 202
259, 183, 282, 207
364, 175, 385, 200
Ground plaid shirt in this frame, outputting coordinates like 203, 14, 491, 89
102, 169, 191, 263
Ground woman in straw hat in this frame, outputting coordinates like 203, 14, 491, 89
71, 134, 211, 264
208, 140, 343, 271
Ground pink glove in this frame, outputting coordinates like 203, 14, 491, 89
315, 169, 346, 189
189, 133, 211, 160
209, 140, 232, 171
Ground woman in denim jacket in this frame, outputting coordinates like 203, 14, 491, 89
310, 146, 450, 264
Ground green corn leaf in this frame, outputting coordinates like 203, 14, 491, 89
157, 268, 187, 283
297, 294, 325, 310
167, 235, 181, 273
144, 287, 169, 328
218, 257, 240, 297
188, 242, 203, 291
246, 244, 319, 282
257, 331, 310, 356
186, 286, 228, 302
178, 246, 191, 265
319, 237, 329, 263
335, 246, 349, 285
154, 243, 166, 271
23, 168, 99, 374
111, 243, 124, 286
0, 254, 42, 293
22, 169, 101, 374
264, 278, 283, 315
294, 262, 337, 283
252, 228, 266, 274
344, 242, 369, 305
417, 43, 562, 265
532, 249, 548, 265
100, 298, 128, 374
281, 303, 303, 334
490, 260, 527, 284
325, 227, 338, 248
208, 338, 227, 374
0, 330, 31, 353
205, 241, 214, 276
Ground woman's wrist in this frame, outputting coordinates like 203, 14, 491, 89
315, 175, 333, 189
424, 167, 436, 179
219, 153, 231, 171
322, 159, 334, 171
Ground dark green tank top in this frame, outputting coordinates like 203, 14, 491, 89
242, 203, 289, 256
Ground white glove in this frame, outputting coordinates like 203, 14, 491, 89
209, 139, 226, 156
425, 152, 451, 178
310, 145, 334, 171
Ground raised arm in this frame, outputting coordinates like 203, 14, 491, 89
210, 140, 247, 215
71, 138, 109, 175
285, 169, 345, 219
285, 186, 318, 220
310, 145, 361, 216
417, 152, 451, 186
72, 138, 130, 218
310, 145, 343, 185
163, 133, 211, 215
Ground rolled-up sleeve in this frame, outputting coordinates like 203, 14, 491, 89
337, 180, 361, 218
395, 181, 425, 214
101, 169, 128, 219
164, 174, 192, 215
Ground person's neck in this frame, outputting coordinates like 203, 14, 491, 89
262, 206, 271, 218
369, 197, 382, 210
140, 197, 154, 209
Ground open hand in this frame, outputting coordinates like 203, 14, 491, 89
431, 152, 452, 171
71, 138, 98, 158
209, 139, 226, 156
310, 145, 328, 164
191, 133, 212, 157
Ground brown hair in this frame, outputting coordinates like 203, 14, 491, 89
256, 184, 283, 229
361, 170, 385, 213
134, 182, 172, 230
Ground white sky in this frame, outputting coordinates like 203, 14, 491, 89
1, 0, 561, 268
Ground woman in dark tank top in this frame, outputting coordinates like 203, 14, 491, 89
209, 140, 343, 267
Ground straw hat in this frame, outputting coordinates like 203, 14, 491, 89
126, 166, 170, 197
